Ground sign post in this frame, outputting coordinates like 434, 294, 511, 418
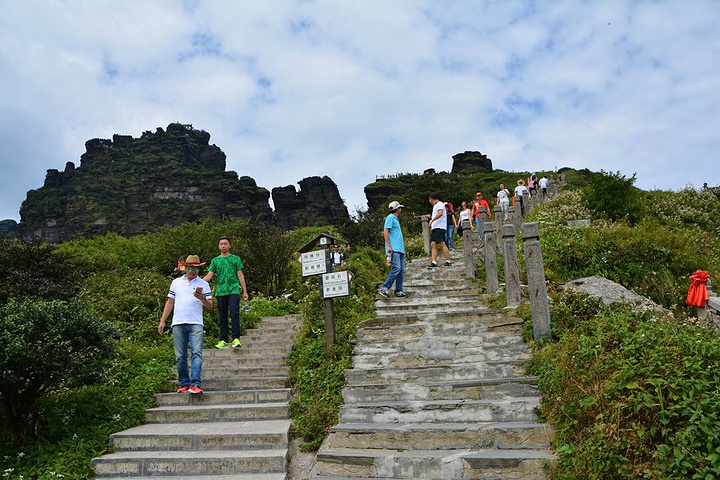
298, 233, 350, 350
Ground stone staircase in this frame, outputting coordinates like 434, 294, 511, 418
312, 253, 555, 479
91, 314, 302, 479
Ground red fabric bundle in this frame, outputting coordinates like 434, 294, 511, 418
686, 270, 710, 307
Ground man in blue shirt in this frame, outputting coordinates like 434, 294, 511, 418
379, 201, 408, 298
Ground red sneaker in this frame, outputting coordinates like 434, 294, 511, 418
176, 385, 190, 393
188, 385, 203, 394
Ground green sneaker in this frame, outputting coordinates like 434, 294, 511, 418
215, 340, 229, 349
231, 338, 242, 348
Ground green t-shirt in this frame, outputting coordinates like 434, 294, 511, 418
208, 254, 244, 296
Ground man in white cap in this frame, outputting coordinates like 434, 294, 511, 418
379, 201, 408, 298
158, 254, 213, 394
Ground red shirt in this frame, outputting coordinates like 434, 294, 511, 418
473, 200, 490, 218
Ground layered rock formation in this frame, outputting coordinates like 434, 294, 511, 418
272, 176, 349, 229
19, 124, 349, 242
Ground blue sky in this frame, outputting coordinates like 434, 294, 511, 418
1, 0, 718, 221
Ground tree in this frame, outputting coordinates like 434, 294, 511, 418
0, 299, 118, 445
0, 240, 82, 303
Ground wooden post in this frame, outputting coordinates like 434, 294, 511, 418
462, 219, 475, 279
502, 224, 522, 306
321, 244, 336, 349
521, 223, 551, 341
483, 223, 499, 294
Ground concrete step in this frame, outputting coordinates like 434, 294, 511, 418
352, 347, 530, 369
345, 361, 527, 385
338, 397, 540, 424
156, 388, 290, 406
110, 420, 291, 451
314, 447, 554, 479
324, 421, 554, 450
91, 449, 287, 477
203, 365, 290, 378
202, 376, 288, 391
342, 377, 540, 403
145, 402, 288, 423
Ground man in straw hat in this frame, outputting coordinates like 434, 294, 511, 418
158, 254, 212, 394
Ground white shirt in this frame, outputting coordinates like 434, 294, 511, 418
168, 275, 211, 326
539, 177, 549, 188
497, 188, 510, 203
458, 209, 470, 223
514, 185, 529, 197
430, 201, 446, 230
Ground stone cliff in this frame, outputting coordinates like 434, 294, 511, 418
18, 124, 348, 242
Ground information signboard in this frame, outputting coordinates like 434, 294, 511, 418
301, 250, 327, 277
321, 271, 350, 298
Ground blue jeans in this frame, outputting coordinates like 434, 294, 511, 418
446, 224, 455, 250
382, 252, 405, 293
173, 323, 203, 387
475, 216, 483, 240
216, 294, 240, 341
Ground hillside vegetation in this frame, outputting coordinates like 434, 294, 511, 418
1, 171, 719, 479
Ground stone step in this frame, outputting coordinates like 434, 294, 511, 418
204, 355, 288, 368
352, 345, 531, 369
99, 472, 284, 480
145, 402, 288, 423
314, 447, 554, 479
357, 311, 523, 330
91, 449, 287, 477
324, 421, 554, 450
355, 332, 530, 355
204, 344, 293, 357
373, 302, 486, 315
202, 376, 288, 391
99, 475, 286, 480
339, 397, 540, 424
203, 365, 290, 378
345, 361, 526, 385
109, 420, 291, 451
356, 316, 523, 343
156, 388, 290, 406
342, 377, 540, 403
239, 333, 298, 343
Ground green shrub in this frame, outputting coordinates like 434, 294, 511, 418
537, 220, 713, 309
0, 299, 119, 446
533, 291, 720, 479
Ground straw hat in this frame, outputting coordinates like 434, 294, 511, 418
184, 255, 206, 267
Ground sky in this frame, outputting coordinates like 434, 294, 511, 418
1, 0, 718, 222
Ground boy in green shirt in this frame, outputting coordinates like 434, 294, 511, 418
203, 236, 248, 348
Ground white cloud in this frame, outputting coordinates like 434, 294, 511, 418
0, 0, 718, 222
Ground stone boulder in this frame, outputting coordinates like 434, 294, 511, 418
561, 276, 671, 316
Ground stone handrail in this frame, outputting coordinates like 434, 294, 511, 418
699, 279, 720, 329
